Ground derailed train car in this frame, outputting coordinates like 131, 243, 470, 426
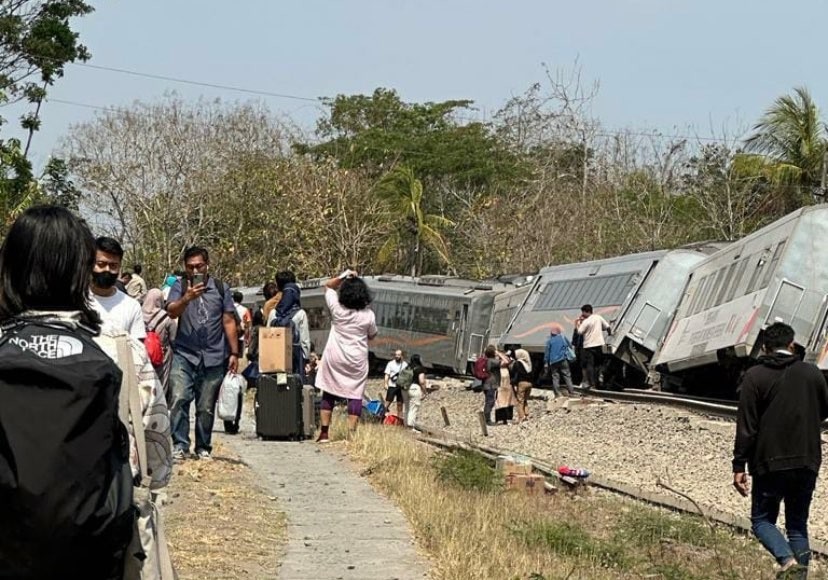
652, 204, 828, 394
498, 251, 668, 360
605, 242, 727, 385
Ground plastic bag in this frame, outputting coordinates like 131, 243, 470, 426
217, 372, 245, 421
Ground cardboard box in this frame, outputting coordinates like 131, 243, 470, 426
259, 327, 292, 373
505, 473, 546, 495
496, 455, 533, 476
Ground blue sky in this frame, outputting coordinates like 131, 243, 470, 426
14, 0, 827, 168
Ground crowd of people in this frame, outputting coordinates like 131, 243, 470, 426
0, 204, 827, 579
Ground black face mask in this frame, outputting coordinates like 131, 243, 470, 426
93, 271, 119, 289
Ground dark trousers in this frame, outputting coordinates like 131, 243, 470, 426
582, 346, 603, 389
751, 468, 817, 566
483, 389, 496, 421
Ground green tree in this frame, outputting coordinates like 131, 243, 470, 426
375, 165, 454, 276
296, 88, 523, 190
0, 0, 93, 219
742, 86, 826, 208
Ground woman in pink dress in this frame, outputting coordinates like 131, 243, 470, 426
316, 270, 377, 443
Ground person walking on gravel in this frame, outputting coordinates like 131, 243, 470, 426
384, 349, 407, 419
544, 324, 575, 397
315, 270, 377, 443
732, 322, 828, 579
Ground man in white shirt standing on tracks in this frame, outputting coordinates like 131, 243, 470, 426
384, 350, 407, 418
574, 304, 610, 391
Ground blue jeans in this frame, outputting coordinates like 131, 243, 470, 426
170, 353, 225, 454
751, 468, 817, 566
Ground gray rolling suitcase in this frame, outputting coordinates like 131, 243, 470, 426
255, 373, 303, 440
302, 385, 320, 439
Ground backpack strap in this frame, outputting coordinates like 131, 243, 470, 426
115, 335, 149, 487
147, 310, 168, 333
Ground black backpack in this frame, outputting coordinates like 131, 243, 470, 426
0, 317, 134, 577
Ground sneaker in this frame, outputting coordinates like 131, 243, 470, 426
172, 448, 186, 462
196, 450, 212, 461
777, 563, 808, 579
316, 432, 330, 444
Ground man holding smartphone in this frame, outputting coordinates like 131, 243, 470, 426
166, 246, 239, 461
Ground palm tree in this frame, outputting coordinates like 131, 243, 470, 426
375, 165, 454, 276
743, 87, 827, 198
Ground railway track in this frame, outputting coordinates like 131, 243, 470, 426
575, 386, 738, 419
413, 423, 828, 558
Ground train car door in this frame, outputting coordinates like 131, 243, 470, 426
806, 294, 828, 369
764, 279, 805, 327
454, 305, 468, 366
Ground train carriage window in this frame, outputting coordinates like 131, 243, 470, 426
534, 272, 637, 311
759, 240, 786, 290
746, 248, 771, 294
703, 268, 727, 311
686, 276, 706, 315
714, 262, 739, 307
690, 274, 712, 315
725, 257, 750, 303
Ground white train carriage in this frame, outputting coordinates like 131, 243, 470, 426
498, 251, 668, 356
652, 205, 828, 390
606, 243, 728, 383
301, 275, 511, 374
488, 278, 534, 349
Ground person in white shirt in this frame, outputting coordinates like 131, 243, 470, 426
384, 350, 407, 418
125, 263, 148, 304
89, 237, 146, 342
574, 304, 610, 391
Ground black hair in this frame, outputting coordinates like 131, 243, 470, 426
762, 322, 795, 352
581, 304, 593, 314
232, 291, 243, 303
0, 205, 101, 328
263, 282, 278, 300
338, 277, 372, 310
133, 264, 142, 275
252, 307, 265, 327
484, 344, 497, 358
182, 246, 209, 263
275, 270, 296, 291
410, 354, 423, 367
95, 236, 124, 260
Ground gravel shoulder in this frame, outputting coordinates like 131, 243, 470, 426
409, 378, 828, 546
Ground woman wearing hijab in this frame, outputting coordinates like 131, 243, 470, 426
494, 351, 517, 424
142, 288, 177, 401
510, 349, 534, 423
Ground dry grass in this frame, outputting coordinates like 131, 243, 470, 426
164, 440, 286, 579
341, 422, 788, 580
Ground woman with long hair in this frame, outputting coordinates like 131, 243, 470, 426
511, 349, 534, 422
0, 206, 133, 578
314, 270, 377, 442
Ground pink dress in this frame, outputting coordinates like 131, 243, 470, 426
316, 288, 378, 400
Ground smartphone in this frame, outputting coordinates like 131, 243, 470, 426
193, 273, 205, 286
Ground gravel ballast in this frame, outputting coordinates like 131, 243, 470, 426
397, 378, 828, 546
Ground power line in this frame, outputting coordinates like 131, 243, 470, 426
10, 46, 746, 144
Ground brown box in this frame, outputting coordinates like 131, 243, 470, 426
259, 327, 293, 373
496, 455, 533, 476
505, 473, 546, 495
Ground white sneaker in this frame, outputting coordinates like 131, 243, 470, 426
196, 450, 212, 461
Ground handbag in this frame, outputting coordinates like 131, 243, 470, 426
242, 360, 260, 381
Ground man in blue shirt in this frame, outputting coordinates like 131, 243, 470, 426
166, 246, 239, 461
544, 324, 575, 397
